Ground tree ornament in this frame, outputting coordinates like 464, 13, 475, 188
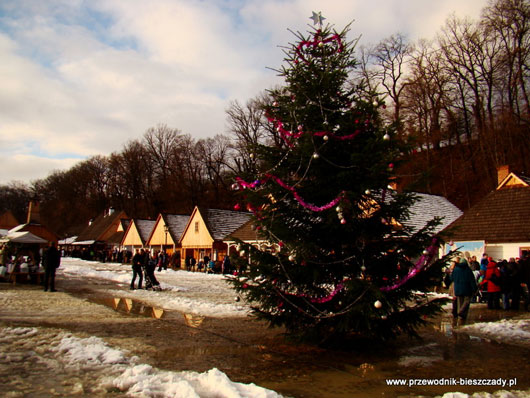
250, 153, 255, 159
273, 101, 278, 107
361, 265, 366, 272
373, 100, 379, 107
364, 189, 371, 195
288, 254, 295, 261
235, 296, 241, 302
383, 133, 390, 141
297, 125, 303, 131
233, 203, 241, 210
323, 135, 329, 141
312, 152, 320, 159
340, 218, 347, 224
240, 250, 246, 256
336, 205, 342, 212
374, 300, 382, 309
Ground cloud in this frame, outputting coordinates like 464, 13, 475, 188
0, 0, 488, 185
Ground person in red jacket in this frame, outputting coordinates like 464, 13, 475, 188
482, 258, 502, 309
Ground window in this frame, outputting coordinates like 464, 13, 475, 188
195, 222, 199, 233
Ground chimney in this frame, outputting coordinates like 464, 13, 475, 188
497, 165, 510, 186
26, 201, 41, 224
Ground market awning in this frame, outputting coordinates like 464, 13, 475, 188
0, 231, 48, 244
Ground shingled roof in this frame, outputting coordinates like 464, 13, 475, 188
404, 192, 462, 234
162, 214, 189, 242
444, 186, 530, 243
76, 210, 127, 243
226, 219, 264, 242
198, 208, 252, 240
135, 219, 156, 245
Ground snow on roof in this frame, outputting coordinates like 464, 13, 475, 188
163, 214, 189, 241
201, 208, 252, 241
58, 236, 78, 245
404, 192, 462, 234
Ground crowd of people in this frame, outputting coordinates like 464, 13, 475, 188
446, 253, 530, 324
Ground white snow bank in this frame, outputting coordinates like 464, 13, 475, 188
459, 319, 530, 346
2, 326, 282, 398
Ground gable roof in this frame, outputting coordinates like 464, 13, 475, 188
76, 210, 128, 243
497, 171, 530, 190
0, 210, 19, 230
146, 213, 190, 246
443, 186, 530, 243
163, 214, 189, 242
135, 219, 156, 244
201, 208, 253, 240
226, 219, 264, 242
404, 192, 463, 234
181, 207, 253, 243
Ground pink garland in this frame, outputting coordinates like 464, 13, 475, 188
380, 238, 439, 292
295, 30, 344, 64
278, 279, 349, 304
236, 175, 344, 212
266, 114, 363, 147
275, 238, 439, 304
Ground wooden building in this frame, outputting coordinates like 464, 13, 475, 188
224, 218, 268, 255
147, 213, 189, 257
443, 166, 530, 260
121, 219, 156, 252
8, 201, 58, 244
178, 207, 252, 268
74, 209, 129, 249
0, 210, 19, 231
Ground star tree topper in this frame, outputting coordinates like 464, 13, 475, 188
310, 11, 325, 26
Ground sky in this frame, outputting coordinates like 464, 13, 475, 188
0, 0, 488, 185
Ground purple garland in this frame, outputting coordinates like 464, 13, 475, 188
380, 238, 439, 292
235, 175, 344, 213
295, 30, 344, 64
266, 115, 363, 148
273, 238, 439, 305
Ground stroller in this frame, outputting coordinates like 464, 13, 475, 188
144, 257, 162, 291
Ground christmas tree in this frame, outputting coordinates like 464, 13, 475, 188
228, 14, 452, 343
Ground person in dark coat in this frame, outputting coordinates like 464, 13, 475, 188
451, 257, 477, 323
43, 241, 61, 292
130, 249, 144, 290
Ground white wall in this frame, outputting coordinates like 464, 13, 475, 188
485, 242, 530, 261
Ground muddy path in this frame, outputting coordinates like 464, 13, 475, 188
1, 274, 529, 398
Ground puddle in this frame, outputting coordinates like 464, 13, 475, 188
90, 296, 168, 319
87, 296, 530, 397
90, 296, 207, 328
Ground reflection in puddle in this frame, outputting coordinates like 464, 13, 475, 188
91, 297, 166, 319
92, 296, 202, 324
183, 313, 204, 328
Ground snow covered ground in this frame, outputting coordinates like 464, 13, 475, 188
59, 257, 249, 318
1, 256, 529, 398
